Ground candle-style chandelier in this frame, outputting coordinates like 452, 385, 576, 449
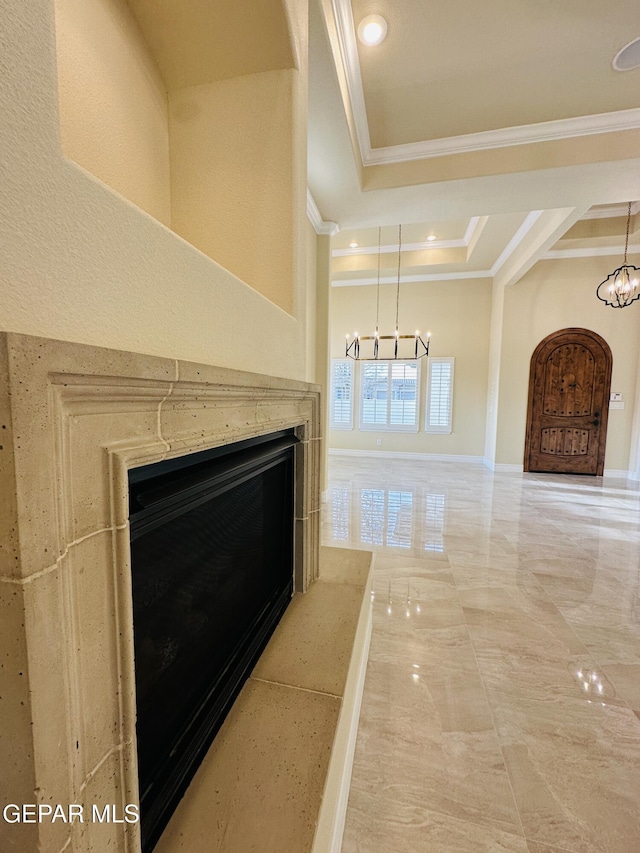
596, 201, 640, 308
346, 225, 431, 360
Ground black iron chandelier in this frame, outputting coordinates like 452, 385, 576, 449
346, 225, 431, 360
596, 202, 640, 308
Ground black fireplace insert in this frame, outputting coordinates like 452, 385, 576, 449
128, 430, 297, 851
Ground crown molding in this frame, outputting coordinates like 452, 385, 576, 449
332, 217, 480, 256
332, 270, 493, 286
464, 216, 482, 245
329, 0, 372, 165
364, 110, 640, 164
307, 189, 339, 235
331, 212, 543, 284
330, 0, 640, 167
542, 243, 640, 260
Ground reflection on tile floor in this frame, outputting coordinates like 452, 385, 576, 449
322, 458, 640, 853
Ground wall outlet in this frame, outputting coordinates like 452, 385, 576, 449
376, 438, 382, 446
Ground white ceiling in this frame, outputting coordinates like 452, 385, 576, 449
308, 0, 640, 286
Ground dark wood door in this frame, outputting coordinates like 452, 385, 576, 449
524, 328, 612, 475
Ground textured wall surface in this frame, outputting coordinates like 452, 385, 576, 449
0, 0, 309, 380
55, 0, 172, 225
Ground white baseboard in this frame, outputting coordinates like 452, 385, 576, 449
494, 463, 524, 473
603, 469, 633, 479
328, 448, 484, 464
483, 462, 633, 479
484, 458, 524, 472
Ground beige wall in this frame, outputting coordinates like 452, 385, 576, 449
313, 233, 332, 492
329, 279, 492, 457
169, 70, 296, 313
495, 255, 640, 471
2, 0, 310, 381
305, 220, 318, 382
53, 0, 305, 317
55, 0, 171, 226
483, 279, 506, 464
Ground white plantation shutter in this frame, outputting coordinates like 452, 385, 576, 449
330, 359, 354, 429
361, 362, 390, 427
426, 357, 454, 433
360, 360, 419, 431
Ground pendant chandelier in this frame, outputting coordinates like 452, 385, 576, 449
596, 202, 640, 308
346, 225, 430, 360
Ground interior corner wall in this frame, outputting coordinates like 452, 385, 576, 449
329, 279, 492, 457
54, 0, 171, 227
168, 70, 297, 315
494, 255, 640, 471
1, 0, 309, 382
305, 220, 319, 382
483, 279, 505, 465
313, 233, 332, 492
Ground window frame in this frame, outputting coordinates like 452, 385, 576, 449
330, 358, 355, 430
358, 359, 421, 433
425, 356, 454, 434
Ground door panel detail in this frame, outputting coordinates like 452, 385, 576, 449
524, 328, 612, 475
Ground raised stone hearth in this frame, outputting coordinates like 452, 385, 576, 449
0, 332, 325, 852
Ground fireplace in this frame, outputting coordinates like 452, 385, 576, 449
129, 431, 297, 850
0, 333, 320, 853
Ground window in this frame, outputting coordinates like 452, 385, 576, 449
425, 357, 454, 434
360, 360, 419, 431
330, 359, 354, 429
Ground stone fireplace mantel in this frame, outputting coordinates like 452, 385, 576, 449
0, 332, 322, 853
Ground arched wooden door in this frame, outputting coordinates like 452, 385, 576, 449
524, 328, 612, 475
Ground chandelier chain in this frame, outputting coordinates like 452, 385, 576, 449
376, 226, 381, 332
395, 224, 402, 330
624, 201, 631, 265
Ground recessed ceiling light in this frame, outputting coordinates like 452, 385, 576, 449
426, 234, 437, 241
613, 36, 640, 71
349, 241, 359, 248
357, 15, 387, 46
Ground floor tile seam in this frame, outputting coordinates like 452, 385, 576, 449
478, 685, 640, 744
446, 552, 530, 840
521, 838, 580, 853
457, 591, 528, 841
512, 572, 595, 657
249, 675, 343, 700
347, 780, 527, 839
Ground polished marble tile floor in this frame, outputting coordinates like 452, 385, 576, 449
321, 457, 640, 853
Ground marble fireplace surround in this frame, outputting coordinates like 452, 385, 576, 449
0, 332, 321, 853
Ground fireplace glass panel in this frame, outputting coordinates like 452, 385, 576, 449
129, 431, 296, 850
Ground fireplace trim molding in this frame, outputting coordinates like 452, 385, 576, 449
0, 332, 321, 853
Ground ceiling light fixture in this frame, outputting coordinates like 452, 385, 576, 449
426, 234, 437, 242
346, 225, 430, 360
596, 201, 640, 308
349, 241, 359, 248
612, 36, 640, 71
357, 14, 388, 46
